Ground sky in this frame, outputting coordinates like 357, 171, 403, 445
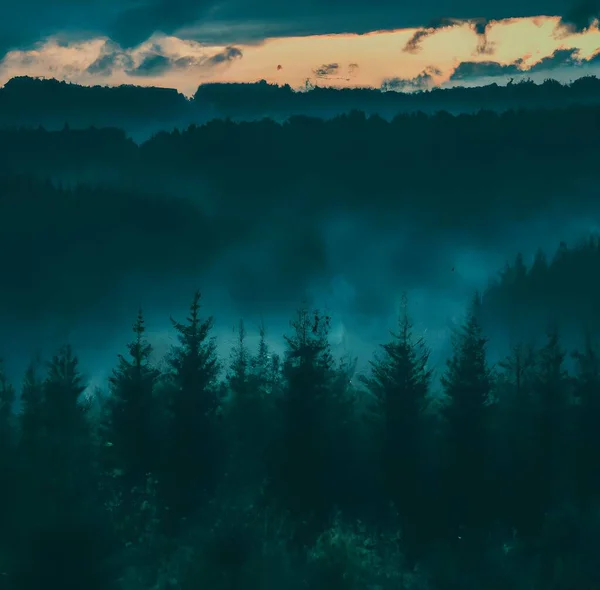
0, 1, 599, 95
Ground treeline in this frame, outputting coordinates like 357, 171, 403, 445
483, 236, 600, 343
1, 288, 600, 589
1, 103, 599, 216
191, 75, 600, 117
2, 75, 600, 129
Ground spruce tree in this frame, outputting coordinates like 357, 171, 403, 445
0, 360, 15, 442
533, 327, 574, 590
13, 346, 116, 590
249, 320, 281, 397
572, 331, 600, 511
19, 356, 45, 457
360, 293, 432, 559
40, 345, 89, 501
99, 310, 163, 550
103, 309, 161, 487
163, 290, 221, 525
440, 293, 493, 542
495, 343, 539, 533
0, 360, 16, 569
227, 319, 251, 403
535, 327, 571, 512
224, 320, 278, 497
270, 306, 345, 538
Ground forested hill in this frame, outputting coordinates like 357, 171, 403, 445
0, 101, 599, 355
0, 76, 191, 131
1, 74, 600, 131
0, 104, 598, 215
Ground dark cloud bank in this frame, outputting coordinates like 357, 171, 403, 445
0, 0, 598, 57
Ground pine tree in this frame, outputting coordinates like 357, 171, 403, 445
533, 326, 574, 590
249, 320, 281, 397
535, 327, 571, 511
0, 359, 15, 454
103, 309, 161, 487
227, 319, 251, 402
12, 346, 116, 590
163, 290, 221, 525
440, 293, 493, 541
495, 343, 539, 534
97, 310, 164, 551
270, 306, 344, 539
224, 320, 277, 495
19, 355, 45, 456
0, 360, 16, 565
41, 345, 89, 499
360, 293, 432, 559
572, 331, 600, 511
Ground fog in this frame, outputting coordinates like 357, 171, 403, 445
3, 196, 593, 396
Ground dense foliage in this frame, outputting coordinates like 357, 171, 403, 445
1, 270, 600, 589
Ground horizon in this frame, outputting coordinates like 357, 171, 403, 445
0, 14, 599, 96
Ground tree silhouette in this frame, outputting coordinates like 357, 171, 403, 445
360, 293, 433, 560
0, 360, 16, 571
103, 309, 161, 488
269, 306, 353, 541
495, 342, 539, 535
535, 327, 571, 515
440, 293, 493, 544
12, 345, 116, 590
162, 290, 222, 526
572, 331, 600, 511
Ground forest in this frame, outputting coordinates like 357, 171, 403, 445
1, 75, 600, 588
2, 74, 600, 131
3, 241, 600, 589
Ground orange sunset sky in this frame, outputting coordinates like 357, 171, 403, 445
0, 14, 599, 96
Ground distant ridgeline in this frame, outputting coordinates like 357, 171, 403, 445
1, 75, 600, 129
0, 99, 597, 203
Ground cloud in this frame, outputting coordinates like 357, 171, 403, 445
449, 60, 523, 81
313, 63, 339, 78
381, 66, 443, 91
126, 54, 188, 76
86, 40, 134, 75
556, 0, 600, 33
403, 17, 464, 53
311, 62, 361, 82
527, 47, 581, 70
448, 47, 596, 81
403, 17, 495, 56
121, 44, 242, 76
206, 45, 243, 65
1, 0, 598, 60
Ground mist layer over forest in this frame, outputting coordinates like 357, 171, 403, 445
0, 78, 599, 375
1, 76, 600, 588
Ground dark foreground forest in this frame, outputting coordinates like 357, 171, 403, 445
2, 78, 600, 588
2, 261, 600, 588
